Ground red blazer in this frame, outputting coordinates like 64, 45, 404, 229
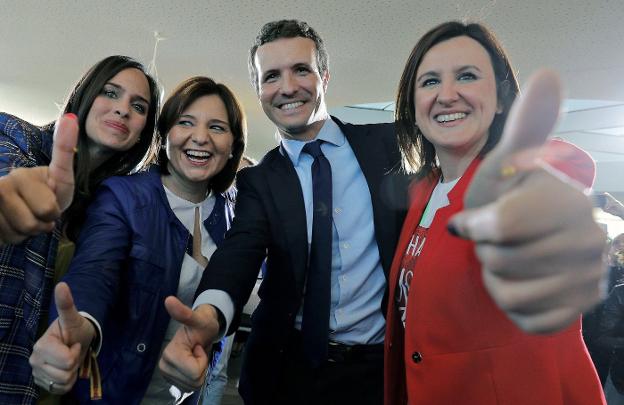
384, 144, 605, 405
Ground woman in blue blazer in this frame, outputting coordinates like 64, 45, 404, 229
29, 76, 247, 404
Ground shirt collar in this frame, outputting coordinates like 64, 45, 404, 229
280, 118, 345, 165
163, 186, 215, 218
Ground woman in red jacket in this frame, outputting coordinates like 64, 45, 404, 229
385, 21, 606, 404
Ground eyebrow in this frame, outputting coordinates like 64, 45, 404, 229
209, 118, 230, 127
292, 62, 312, 69
416, 64, 482, 83
105, 81, 150, 105
179, 114, 230, 126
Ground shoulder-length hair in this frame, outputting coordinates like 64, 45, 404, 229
395, 21, 519, 177
44, 55, 160, 240
157, 76, 247, 193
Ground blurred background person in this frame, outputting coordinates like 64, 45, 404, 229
596, 282, 624, 404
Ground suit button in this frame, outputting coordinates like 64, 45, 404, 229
137, 343, 146, 353
412, 351, 422, 363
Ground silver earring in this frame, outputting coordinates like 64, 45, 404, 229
229, 153, 234, 159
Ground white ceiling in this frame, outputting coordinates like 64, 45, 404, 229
1, 0, 623, 194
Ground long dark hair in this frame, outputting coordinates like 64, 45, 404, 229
157, 76, 246, 193
43, 55, 160, 240
395, 21, 519, 177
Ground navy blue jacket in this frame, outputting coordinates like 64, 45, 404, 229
197, 119, 408, 403
52, 167, 234, 404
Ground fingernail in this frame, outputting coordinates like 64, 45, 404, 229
447, 222, 460, 237
64, 113, 78, 121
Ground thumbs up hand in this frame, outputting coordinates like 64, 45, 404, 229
448, 70, 606, 334
159, 298, 221, 392
0, 113, 78, 245
29, 282, 96, 394
48, 113, 79, 211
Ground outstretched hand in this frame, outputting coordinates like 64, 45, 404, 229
30, 282, 95, 394
449, 69, 606, 333
0, 113, 78, 245
159, 298, 221, 392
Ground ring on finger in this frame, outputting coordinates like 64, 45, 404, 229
500, 164, 518, 179
48, 380, 55, 393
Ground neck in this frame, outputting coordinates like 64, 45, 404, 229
87, 143, 115, 171
278, 114, 329, 142
435, 138, 487, 182
161, 170, 210, 204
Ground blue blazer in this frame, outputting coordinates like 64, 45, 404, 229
51, 167, 235, 404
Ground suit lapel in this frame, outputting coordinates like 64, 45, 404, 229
266, 149, 309, 293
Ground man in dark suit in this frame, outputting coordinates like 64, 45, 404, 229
159, 20, 406, 405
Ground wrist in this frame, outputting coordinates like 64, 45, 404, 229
195, 304, 222, 344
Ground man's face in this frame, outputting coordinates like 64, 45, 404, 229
254, 37, 329, 141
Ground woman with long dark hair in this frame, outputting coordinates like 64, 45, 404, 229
0, 55, 159, 404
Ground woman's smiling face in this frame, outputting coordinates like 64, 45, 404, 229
414, 35, 500, 157
165, 94, 233, 189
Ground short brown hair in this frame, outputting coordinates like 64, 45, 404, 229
248, 19, 329, 94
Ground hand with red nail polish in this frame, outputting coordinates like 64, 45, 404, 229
0, 113, 78, 245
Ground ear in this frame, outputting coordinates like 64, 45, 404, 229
497, 80, 510, 114
322, 70, 330, 93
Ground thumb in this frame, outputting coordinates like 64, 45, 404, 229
165, 296, 202, 328
48, 113, 79, 211
54, 282, 83, 344
464, 69, 562, 209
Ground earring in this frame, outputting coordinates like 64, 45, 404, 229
229, 153, 234, 159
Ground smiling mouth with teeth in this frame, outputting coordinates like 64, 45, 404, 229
280, 101, 304, 110
185, 150, 213, 162
436, 112, 467, 123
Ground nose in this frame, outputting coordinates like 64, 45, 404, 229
191, 127, 212, 145
280, 72, 297, 96
114, 100, 130, 118
436, 81, 459, 106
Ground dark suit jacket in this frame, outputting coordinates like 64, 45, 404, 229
196, 118, 407, 403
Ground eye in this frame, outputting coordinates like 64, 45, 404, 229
177, 119, 193, 127
295, 66, 310, 75
210, 124, 230, 133
420, 77, 439, 88
458, 72, 478, 82
263, 72, 278, 83
101, 87, 118, 99
132, 103, 147, 114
